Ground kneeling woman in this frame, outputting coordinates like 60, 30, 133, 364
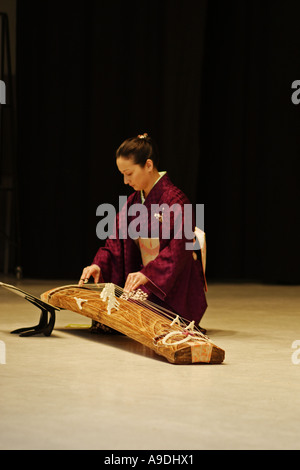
79, 134, 207, 328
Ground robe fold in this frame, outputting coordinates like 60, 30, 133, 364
93, 173, 207, 324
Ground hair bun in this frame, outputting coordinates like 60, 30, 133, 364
138, 133, 148, 139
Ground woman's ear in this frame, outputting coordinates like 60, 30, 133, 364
146, 158, 154, 172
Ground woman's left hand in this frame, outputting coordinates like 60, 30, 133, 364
124, 272, 148, 292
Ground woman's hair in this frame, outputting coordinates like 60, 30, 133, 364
116, 133, 159, 168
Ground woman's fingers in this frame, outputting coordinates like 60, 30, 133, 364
78, 268, 89, 286
94, 269, 100, 283
78, 265, 100, 286
124, 272, 147, 292
124, 274, 134, 292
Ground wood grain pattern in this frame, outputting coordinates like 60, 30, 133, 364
41, 284, 225, 365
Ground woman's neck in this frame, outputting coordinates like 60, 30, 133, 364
143, 169, 161, 198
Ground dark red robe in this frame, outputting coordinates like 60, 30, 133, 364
93, 173, 207, 324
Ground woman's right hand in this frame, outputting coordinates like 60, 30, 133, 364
78, 264, 101, 286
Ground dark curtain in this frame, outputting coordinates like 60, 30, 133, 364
200, 1, 300, 283
16, 0, 300, 283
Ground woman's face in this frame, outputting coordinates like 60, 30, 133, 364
116, 156, 153, 192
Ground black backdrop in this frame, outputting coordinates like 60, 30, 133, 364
16, 0, 300, 283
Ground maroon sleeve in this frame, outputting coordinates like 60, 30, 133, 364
92, 207, 126, 286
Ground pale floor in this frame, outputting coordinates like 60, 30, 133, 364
0, 277, 300, 450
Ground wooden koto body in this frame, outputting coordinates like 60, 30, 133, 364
41, 284, 225, 365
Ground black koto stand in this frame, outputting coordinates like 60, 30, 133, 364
0, 282, 59, 337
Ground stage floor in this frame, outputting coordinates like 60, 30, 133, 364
1, 277, 300, 450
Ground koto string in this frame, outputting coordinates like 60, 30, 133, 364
113, 286, 189, 326
48, 283, 209, 341
92, 283, 207, 338
112, 285, 207, 337
98, 284, 208, 339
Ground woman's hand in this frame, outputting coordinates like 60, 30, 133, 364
124, 271, 148, 292
78, 264, 101, 286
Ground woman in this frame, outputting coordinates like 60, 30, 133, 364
79, 133, 207, 327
